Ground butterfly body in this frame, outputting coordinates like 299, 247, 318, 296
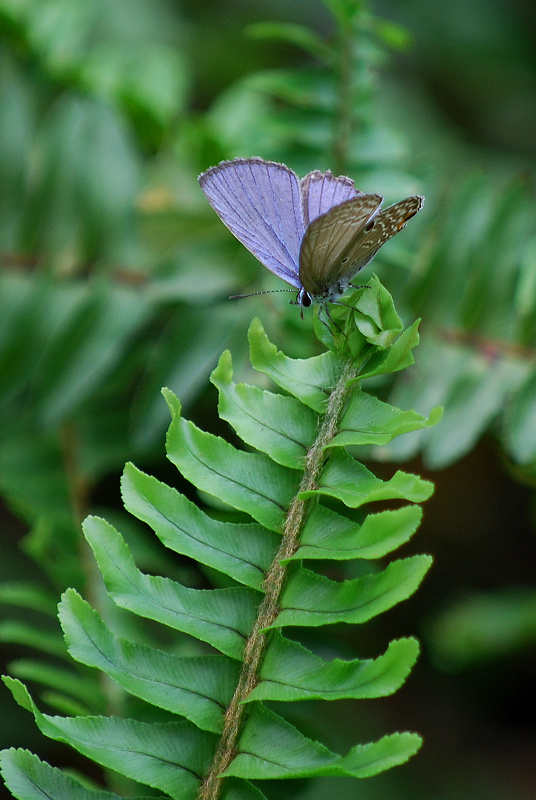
198, 157, 423, 309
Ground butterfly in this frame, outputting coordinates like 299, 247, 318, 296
198, 157, 424, 310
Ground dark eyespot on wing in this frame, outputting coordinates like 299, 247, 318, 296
337, 195, 424, 277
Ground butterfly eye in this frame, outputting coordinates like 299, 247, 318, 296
297, 288, 313, 307
364, 220, 375, 232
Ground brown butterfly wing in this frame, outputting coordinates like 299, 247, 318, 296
340, 195, 425, 276
299, 195, 424, 298
298, 194, 382, 295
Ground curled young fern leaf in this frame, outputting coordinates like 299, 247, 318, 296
1, 282, 439, 800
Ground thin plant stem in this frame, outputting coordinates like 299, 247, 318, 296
197, 358, 357, 800
332, 7, 360, 176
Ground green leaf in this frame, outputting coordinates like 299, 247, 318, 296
221, 779, 268, 800
0, 583, 58, 615
301, 449, 434, 507
121, 463, 277, 590
353, 275, 404, 348
83, 516, 258, 660
223, 704, 341, 779
335, 731, 422, 777
211, 350, 318, 468
31, 282, 149, 426
26, 95, 140, 260
328, 387, 441, 448
3, 678, 214, 800
0, 273, 55, 405
6, 659, 104, 712
81, 43, 189, 127
31, 283, 149, 425
59, 589, 239, 733
354, 319, 421, 381
0, 621, 67, 659
515, 235, 536, 320
0, 751, 263, 800
387, 170, 536, 468
245, 69, 337, 111
130, 304, 241, 452
164, 389, 299, 531
273, 557, 432, 629
293, 504, 423, 561
504, 367, 536, 463
0, 748, 165, 800
24, 1, 95, 74
369, 17, 414, 51
249, 631, 419, 701
224, 705, 420, 779
424, 352, 525, 468
245, 22, 333, 62
248, 318, 340, 412
427, 588, 536, 668
36, 692, 94, 719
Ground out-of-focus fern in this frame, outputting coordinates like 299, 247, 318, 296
0, 0, 242, 694
0, 0, 418, 756
197, 0, 536, 481
206, 1, 417, 196
382, 172, 536, 473
1, 281, 438, 799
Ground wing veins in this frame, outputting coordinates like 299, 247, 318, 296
299, 195, 382, 291
201, 160, 303, 287
219, 166, 299, 280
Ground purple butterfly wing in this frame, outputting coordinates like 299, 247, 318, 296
198, 157, 304, 289
300, 169, 362, 227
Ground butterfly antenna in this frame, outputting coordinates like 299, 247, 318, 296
229, 289, 296, 300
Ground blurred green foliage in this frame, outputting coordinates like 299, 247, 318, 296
1, 0, 536, 798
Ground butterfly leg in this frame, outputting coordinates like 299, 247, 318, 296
322, 304, 345, 336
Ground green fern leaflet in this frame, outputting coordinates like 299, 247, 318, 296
1, 280, 440, 800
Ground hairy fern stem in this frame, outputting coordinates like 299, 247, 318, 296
198, 358, 357, 800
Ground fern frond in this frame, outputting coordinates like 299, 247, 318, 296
2, 283, 438, 800
387, 172, 536, 470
